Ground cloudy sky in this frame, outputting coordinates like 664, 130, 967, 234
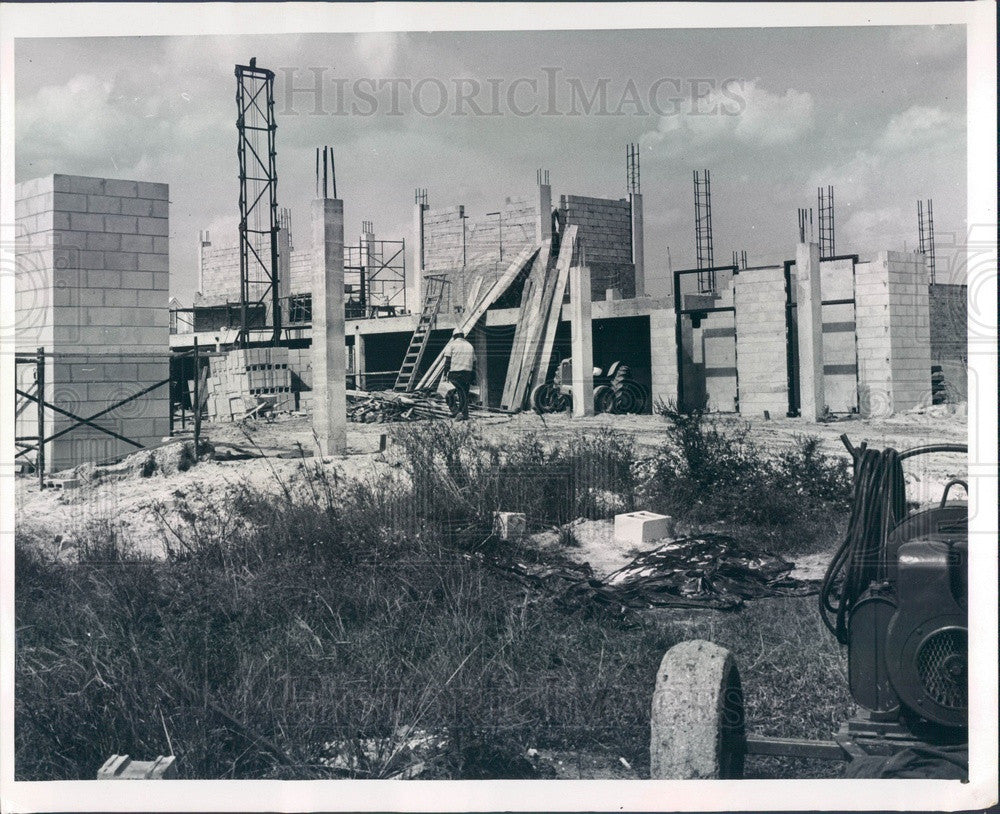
15, 25, 966, 301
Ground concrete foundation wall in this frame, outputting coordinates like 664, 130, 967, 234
15, 174, 170, 471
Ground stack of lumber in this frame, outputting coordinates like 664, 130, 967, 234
347, 390, 489, 423
500, 225, 578, 411
414, 244, 540, 392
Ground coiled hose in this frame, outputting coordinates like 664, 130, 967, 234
819, 445, 907, 644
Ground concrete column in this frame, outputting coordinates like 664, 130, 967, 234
312, 198, 347, 455
795, 241, 825, 421
630, 192, 645, 297
472, 323, 491, 408
352, 329, 367, 391
649, 309, 679, 409
536, 182, 552, 245
411, 202, 427, 311
569, 265, 595, 417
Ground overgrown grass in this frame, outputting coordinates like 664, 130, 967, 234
16, 428, 666, 781
16, 422, 851, 780
647, 403, 853, 555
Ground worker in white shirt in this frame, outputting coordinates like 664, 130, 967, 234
442, 331, 476, 420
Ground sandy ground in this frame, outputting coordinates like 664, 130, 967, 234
16, 403, 968, 560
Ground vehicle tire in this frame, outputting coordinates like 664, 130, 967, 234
619, 380, 648, 414
530, 382, 557, 414
649, 640, 746, 779
593, 385, 615, 414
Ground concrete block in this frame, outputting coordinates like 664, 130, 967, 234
137, 181, 169, 200
68, 212, 105, 232
104, 214, 139, 234
104, 179, 139, 198
87, 194, 123, 214
137, 216, 169, 236
86, 232, 121, 252
137, 253, 169, 272
614, 511, 674, 544
104, 251, 139, 271
54, 175, 105, 195
493, 512, 527, 541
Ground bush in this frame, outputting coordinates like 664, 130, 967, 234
391, 423, 636, 535
648, 403, 851, 543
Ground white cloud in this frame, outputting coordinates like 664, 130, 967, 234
889, 26, 964, 64
640, 80, 814, 155
877, 105, 962, 152
353, 33, 407, 76
841, 205, 911, 252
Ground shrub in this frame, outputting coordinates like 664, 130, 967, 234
648, 403, 851, 543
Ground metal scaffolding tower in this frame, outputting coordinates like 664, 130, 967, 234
235, 59, 281, 346
627, 143, 640, 194
694, 169, 715, 292
918, 199, 937, 284
818, 185, 835, 257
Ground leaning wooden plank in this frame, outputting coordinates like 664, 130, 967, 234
507, 231, 572, 410
532, 225, 578, 390
500, 246, 550, 408
415, 245, 539, 390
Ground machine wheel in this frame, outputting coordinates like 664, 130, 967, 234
612, 380, 647, 414
530, 382, 558, 414
650, 640, 746, 779
593, 385, 615, 414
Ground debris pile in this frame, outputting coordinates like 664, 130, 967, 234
347, 390, 491, 423
494, 533, 819, 611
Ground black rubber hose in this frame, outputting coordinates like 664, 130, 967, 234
819, 446, 906, 644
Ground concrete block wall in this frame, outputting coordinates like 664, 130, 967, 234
15, 174, 170, 472
818, 258, 859, 413
649, 310, 679, 408
560, 195, 635, 299
699, 315, 738, 412
734, 265, 788, 417
855, 251, 931, 416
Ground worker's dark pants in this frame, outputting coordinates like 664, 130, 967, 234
448, 370, 472, 419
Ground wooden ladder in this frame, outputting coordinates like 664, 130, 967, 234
393, 275, 448, 392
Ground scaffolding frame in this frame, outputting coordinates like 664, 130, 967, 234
694, 170, 715, 292
235, 60, 281, 347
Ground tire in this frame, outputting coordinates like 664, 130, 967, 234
593, 385, 615, 414
530, 382, 557, 414
649, 640, 746, 779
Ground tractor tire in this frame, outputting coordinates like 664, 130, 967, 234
650, 640, 746, 779
530, 382, 557, 414
593, 385, 615, 414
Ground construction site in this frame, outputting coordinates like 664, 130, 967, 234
12, 54, 977, 785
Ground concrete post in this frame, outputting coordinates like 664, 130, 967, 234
312, 198, 347, 455
630, 192, 645, 297
411, 201, 427, 312
569, 265, 595, 417
536, 182, 552, 245
472, 324, 490, 408
352, 330, 366, 391
795, 241, 825, 421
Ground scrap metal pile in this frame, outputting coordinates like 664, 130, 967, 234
493, 534, 818, 611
